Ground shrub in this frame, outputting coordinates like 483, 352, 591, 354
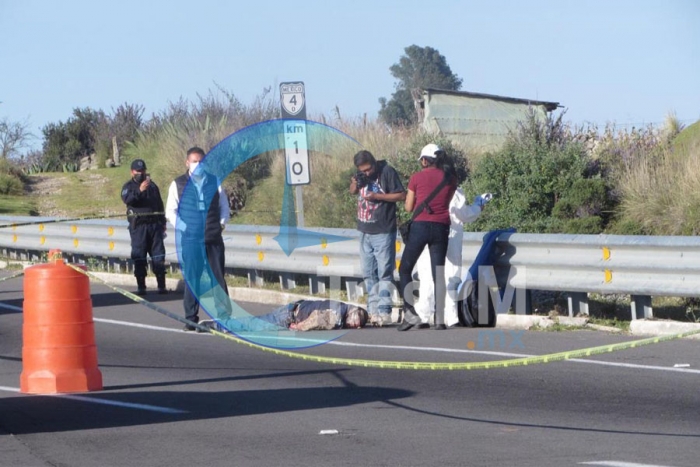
465, 109, 615, 233
0, 173, 24, 195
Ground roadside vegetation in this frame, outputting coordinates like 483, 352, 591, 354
2, 88, 696, 236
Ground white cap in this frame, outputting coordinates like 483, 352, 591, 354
419, 143, 441, 160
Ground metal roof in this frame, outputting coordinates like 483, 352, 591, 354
422, 88, 561, 112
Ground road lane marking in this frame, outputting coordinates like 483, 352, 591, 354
580, 462, 678, 467
95, 317, 189, 333
0, 386, 187, 414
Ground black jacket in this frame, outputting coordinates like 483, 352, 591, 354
121, 177, 166, 228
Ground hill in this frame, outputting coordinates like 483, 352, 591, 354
673, 119, 700, 155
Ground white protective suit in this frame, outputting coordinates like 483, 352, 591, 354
413, 188, 483, 327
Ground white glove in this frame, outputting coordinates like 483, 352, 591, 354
474, 193, 493, 207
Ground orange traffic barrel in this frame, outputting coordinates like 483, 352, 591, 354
20, 254, 103, 393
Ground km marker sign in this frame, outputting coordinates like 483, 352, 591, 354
280, 82, 309, 186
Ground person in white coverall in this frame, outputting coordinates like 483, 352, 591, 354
413, 188, 487, 328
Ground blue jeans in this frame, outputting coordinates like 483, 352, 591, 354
359, 231, 396, 315
398, 222, 450, 323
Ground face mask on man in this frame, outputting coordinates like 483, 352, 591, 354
133, 173, 145, 184
188, 161, 201, 176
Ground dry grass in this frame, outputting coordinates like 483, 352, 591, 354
618, 127, 700, 235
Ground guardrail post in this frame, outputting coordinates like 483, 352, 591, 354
567, 292, 589, 317
248, 270, 264, 287
279, 272, 296, 290
513, 289, 532, 315
309, 276, 326, 294
346, 280, 362, 302
630, 295, 653, 320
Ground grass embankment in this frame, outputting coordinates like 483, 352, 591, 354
16, 161, 172, 219
617, 119, 700, 235
0, 195, 37, 216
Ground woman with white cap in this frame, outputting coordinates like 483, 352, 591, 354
397, 143, 458, 331
413, 188, 488, 329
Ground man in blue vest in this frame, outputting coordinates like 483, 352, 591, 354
165, 147, 231, 331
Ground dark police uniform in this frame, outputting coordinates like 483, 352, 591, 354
121, 160, 167, 294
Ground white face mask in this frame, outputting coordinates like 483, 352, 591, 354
188, 161, 200, 176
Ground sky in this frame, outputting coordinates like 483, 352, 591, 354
1, 0, 698, 151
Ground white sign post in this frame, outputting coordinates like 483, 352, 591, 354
280, 82, 309, 226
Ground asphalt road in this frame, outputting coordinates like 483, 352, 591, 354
1, 271, 699, 467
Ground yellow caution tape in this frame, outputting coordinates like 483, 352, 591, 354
68, 264, 700, 371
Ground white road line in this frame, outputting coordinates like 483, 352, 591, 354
94, 317, 191, 333
580, 461, 678, 467
0, 386, 187, 414
0, 302, 22, 312
93, 317, 700, 375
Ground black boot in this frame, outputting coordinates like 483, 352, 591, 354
156, 274, 167, 294
136, 276, 147, 296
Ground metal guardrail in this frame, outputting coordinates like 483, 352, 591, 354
2, 215, 699, 319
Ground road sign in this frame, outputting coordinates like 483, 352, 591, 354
280, 82, 310, 185
280, 82, 307, 119
284, 121, 310, 185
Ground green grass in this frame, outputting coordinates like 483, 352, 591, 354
0, 195, 38, 216
1, 261, 25, 270
588, 317, 630, 331
533, 322, 590, 332
673, 120, 700, 154
228, 161, 286, 226
26, 163, 174, 218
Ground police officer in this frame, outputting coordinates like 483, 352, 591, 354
121, 159, 167, 295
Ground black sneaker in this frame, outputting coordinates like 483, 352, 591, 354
182, 324, 196, 332
136, 288, 147, 296
157, 288, 168, 295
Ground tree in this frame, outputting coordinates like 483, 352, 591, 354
379, 45, 463, 126
0, 117, 33, 159
109, 102, 145, 148
41, 107, 107, 171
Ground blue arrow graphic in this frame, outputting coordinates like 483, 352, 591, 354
175, 119, 362, 349
274, 182, 354, 256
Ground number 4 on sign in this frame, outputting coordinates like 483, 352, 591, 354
280, 82, 306, 118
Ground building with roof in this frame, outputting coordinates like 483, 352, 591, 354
418, 88, 561, 152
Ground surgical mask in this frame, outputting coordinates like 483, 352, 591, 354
188, 161, 200, 176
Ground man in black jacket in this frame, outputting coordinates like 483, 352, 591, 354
165, 147, 231, 331
121, 159, 167, 295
